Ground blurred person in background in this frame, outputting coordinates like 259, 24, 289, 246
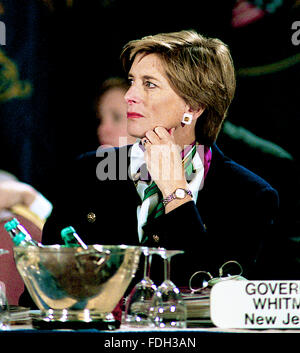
96, 77, 136, 147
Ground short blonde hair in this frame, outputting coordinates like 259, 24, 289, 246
121, 30, 236, 146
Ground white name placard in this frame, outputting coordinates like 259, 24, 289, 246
210, 280, 300, 329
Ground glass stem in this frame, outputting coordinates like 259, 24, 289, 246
164, 257, 171, 281
143, 254, 148, 278
144, 254, 152, 279
146, 254, 152, 278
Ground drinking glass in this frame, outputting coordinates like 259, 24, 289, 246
124, 247, 158, 326
149, 249, 187, 328
0, 249, 10, 330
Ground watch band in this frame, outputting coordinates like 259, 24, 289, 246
162, 188, 192, 206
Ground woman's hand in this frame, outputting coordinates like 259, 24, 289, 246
143, 126, 191, 212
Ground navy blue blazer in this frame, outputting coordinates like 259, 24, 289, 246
42, 144, 279, 286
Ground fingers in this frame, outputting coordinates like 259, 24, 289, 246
145, 130, 160, 145
145, 126, 174, 145
153, 126, 170, 139
168, 127, 175, 136
0, 180, 37, 210
22, 185, 38, 207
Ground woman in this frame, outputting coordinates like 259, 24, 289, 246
96, 77, 136, 147
42, 30, 278, 285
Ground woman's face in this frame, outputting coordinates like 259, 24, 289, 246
124, 53, 188, 138
97, 87, 136, 147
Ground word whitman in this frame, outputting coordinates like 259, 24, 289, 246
252, 297, 300, 310
211, 280, 300, 329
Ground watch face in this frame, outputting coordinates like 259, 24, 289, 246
175, 188, 186, 199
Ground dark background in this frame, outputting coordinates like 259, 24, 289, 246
0, 0, 298, 270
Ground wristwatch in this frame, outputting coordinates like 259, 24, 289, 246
162, 188, 192, 206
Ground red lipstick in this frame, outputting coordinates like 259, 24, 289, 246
127, 112, 144, 119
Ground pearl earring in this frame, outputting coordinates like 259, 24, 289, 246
181, 112, 193, 125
